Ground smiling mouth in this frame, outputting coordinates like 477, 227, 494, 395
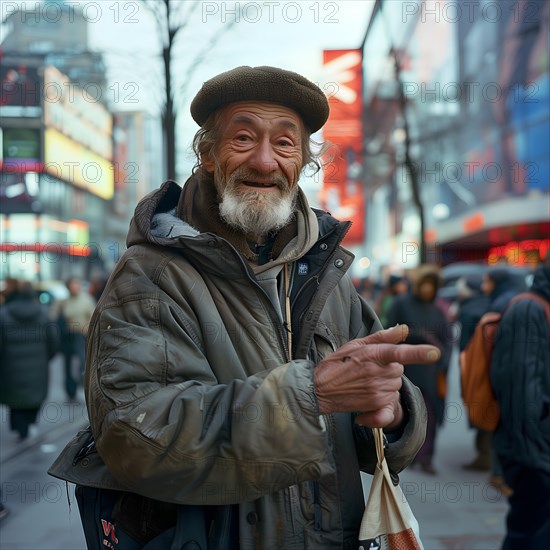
242, 181, 277, 188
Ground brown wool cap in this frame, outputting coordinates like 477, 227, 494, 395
190, 65, 330, 133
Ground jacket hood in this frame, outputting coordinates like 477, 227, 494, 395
127, 173, 322, 275
127, 180, 186, 248
487, 267, 526, 301
531, 266, 550, 302
4, 298, 44, 322
410, 264, 441, 300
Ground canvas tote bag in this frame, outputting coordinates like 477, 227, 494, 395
358, 427, 423, 549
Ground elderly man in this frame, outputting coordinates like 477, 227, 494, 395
50, 66, 438, 549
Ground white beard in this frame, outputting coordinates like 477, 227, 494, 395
219, 189, 296, 236
216, 168, 298, 236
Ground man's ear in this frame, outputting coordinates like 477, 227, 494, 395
201, 152, 215, 173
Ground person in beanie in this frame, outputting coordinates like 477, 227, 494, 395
49, 66, 440, 548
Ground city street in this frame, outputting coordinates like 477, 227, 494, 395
0, 350, 508, 549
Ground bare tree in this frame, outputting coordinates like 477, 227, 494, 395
377, 6, 427, 265
141, 0, 240, 180
391, 48, 427, 264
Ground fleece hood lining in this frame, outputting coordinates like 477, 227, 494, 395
150, 208, 200, 240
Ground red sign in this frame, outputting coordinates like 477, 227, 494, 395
322, 50, 364, 246
488, 239, 550, 266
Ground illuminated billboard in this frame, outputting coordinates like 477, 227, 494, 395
44, 128, 114, 199
43, 66, 113, 160
0, 64, 41, 107
322, 49, 365, 246
1, 128, 42, 172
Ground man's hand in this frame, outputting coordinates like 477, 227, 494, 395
313, 324, 440, 429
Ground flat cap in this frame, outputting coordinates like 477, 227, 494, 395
190, 66, 330, 133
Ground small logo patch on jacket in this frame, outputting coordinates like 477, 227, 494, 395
101, 519, 119, 547
298, 261, 309, 275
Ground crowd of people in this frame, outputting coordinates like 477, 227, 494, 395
369, 260, 550, 548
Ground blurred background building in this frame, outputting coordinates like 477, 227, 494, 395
1, 0, 548, 287
353, 0, 549, 278
1, 0, 163, 283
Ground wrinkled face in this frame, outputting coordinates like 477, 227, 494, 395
201, 101, 304, 237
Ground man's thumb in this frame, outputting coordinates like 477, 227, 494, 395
362, 324, 409, 345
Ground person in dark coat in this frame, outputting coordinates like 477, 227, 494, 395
481, 267, 528, 491
0, 281, 59, 440
456, 275, 491, 352
388, 265, 453, 474
490, 265, 550, 548
375, 274, 409, 328
455, 274, 492, 472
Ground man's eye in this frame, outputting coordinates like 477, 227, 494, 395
236, 135, 251, 142
277, 139, 293, 147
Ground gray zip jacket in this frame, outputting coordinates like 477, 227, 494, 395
50, 178, 426, 549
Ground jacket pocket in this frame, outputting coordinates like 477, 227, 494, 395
312, 322, 339, 363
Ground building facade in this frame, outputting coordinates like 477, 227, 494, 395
1, 3, 163, 283
360, 0, 549, 275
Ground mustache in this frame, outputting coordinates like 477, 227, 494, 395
227, 168, 290, 191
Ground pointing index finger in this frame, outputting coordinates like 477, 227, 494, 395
376, 343, 441, 365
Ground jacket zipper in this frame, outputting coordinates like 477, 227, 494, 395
229, 249, 291, 362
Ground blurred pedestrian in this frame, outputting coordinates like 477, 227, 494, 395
375, 274, 409, 328
0, 281, 59, 440
455, 275, 490, 351
482, 267, 527, 314
89, 272, 109, 303
388, 265, 452, 474
455, 275, 492, 472
50, 278, 95, 401
481, 267, 527, 492
0, 277, 20, 305
356, 277, 376, 304
490, 265, 550, 548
